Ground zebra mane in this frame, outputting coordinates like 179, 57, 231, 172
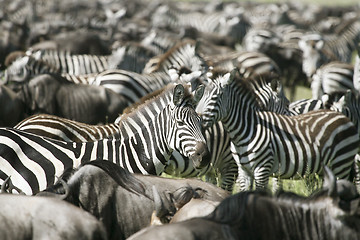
119, 83, 192, 122
334, 16, 359, 35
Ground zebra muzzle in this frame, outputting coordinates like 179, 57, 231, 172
190, 141, 210, 169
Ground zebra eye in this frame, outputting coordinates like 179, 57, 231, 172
178, 121, 185, 126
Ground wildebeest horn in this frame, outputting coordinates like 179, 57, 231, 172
323, 166, 337, 198
1, 176, 26, 194
1, 176, 11, 193
37, 177, 70, 200
152, 185, 166, 218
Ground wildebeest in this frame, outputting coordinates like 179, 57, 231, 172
19, 74, 128, 124
0, 177, 107, 240
128, 166, 360, 240
0, 84, 28, 127
151, 197, 220, 225
41, 160, 229, 240
28, 30, 111, 55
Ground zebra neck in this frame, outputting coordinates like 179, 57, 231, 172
116, 104, 172, 175
222, 87, 260, 146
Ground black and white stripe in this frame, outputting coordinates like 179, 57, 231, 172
143, 39, 208, 75
167, 72, 290, 191
14, 114, 120, 142
93, 69, 172, 105
311, 61, 354, 99
196, 71, 359, 191
3, 54, 60, 84
3, 53, 99, 85
0, 83, 207, 195
30, 49, 109, 75
206, 51, 280, 79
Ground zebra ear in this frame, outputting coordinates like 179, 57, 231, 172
168, 68, 179, 82
344, 90, 352, 104
270, 79, 281, 93
193, 84, 205, 104
173, 84, 185, 106
315, 40, 324, 50
298, 39, 306, 50
220, 69, 236, 87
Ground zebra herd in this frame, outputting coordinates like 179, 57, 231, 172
1, 0, 360, 239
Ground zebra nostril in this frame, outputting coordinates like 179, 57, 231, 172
191, 142, 210, 169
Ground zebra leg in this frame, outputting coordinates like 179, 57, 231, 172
253, 160, 273, 190
271, 177, 283, 193
236, 166, 253, 191
355, 154, 360, 193
216, 157, 238, 193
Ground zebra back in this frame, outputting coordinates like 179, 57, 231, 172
325, 90, 360, 137
14, 114, 120, 142
30, 49, 109, 75
93, 69, 172, 104
311, 61, 354, 99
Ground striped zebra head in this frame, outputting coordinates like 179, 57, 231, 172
298, 34, 326, 78
167, 84, 210, 169
248, 74, 290, 115
196, 71, 235, 128
325, 90, 360, 136
4, 54, 59, 84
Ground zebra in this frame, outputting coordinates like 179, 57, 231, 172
196, 70, 360, 191
3, 43, 156, 85
28, 45, 155, 76
166, 71, 290, 191
2, 53, 99, 85
354, 43, 360, 93
311, 61, 354, 99
2, 54, 60, 84
92, 69, 173, 106
151, 3, 250, 42
143, 39, 209, 75
325, 90, 360, 189
298, 33, 337, 79
299, 16, 360, 67
29, 48, 109, 75
205, 50, 281, 79
14, 114, 120, 142
13, 72, 290, 192
318, 17, 360, 63
298, 35, 354, 99
324, 90, 360, 137
0, 83, 208, 195
288, 98, 324, 116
